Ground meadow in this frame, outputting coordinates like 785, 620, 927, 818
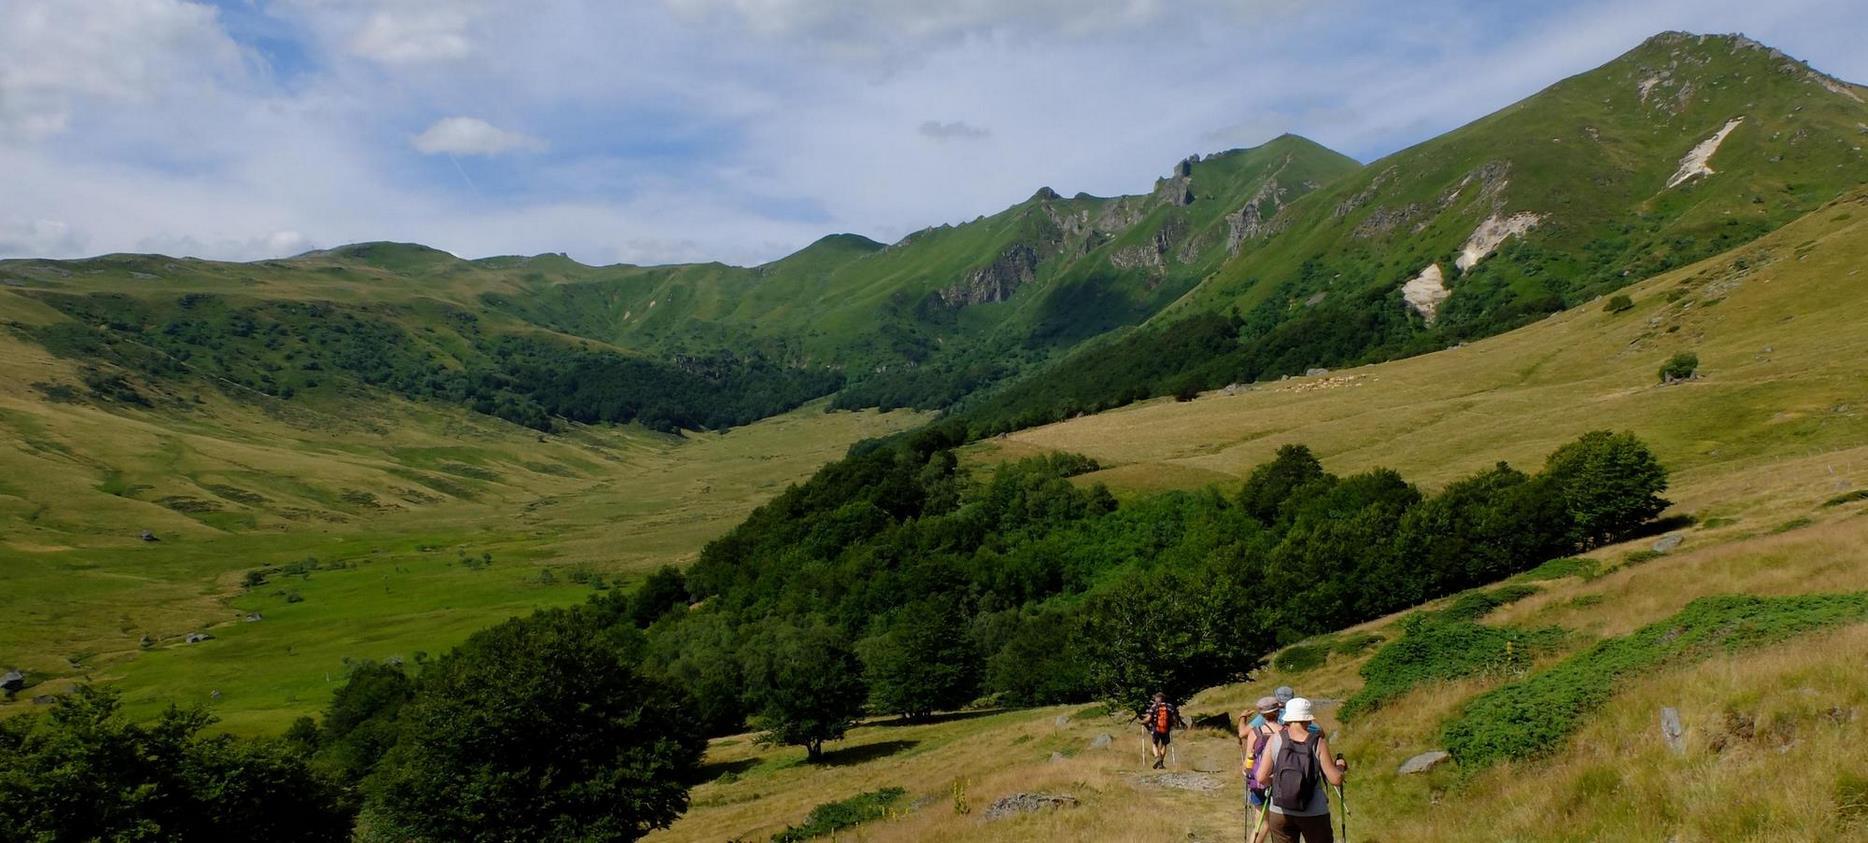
0, 307, 921, 731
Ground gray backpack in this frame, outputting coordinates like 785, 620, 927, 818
1271, 734, 1320, 811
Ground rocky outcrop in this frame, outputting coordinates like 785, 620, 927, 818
1355, 202, 1424, 239
1455, 212, 1544, 271
1225, 160, 1295, 253
1334, 167, 1395, 218
938, 244, 1040, 307
1109, 217, 1188, 271
984, 793, 1079, 820
1667, 117, 1744, 188
1401, 264, 1449, 321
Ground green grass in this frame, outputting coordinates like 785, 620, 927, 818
1444, 592, 1868, 766
1515, 557, 1604, 583
1342, 607, 1565, 720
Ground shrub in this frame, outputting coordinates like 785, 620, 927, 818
1603, 294, 1634, 313
1658, 352, 1699, 383
1273, 643, 1328, 673
772, 787, 907, 842
1516, 557, 1602, 582
1822, 489, 1868, 508
1342, 613, 1562, 720
1332, 632, 1384, 656
1445, 593, 1868, 766
1443, 585, 1540, 621
1622, 549, 1664, 566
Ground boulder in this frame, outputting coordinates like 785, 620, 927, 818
1054, 714, 1071, 728
1089, 733, 1114, 750
1049, 751, 1066, 763
185, 632, 214, 644
1305, 367, 1331, 377
1652, 533, 1685, 553
1397, 750, 1451, 775
1660, 707, 1686, 755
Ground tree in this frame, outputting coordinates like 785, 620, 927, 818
860, 597, 981, 721
628, 565, 690, 627
1238, 444, 1326, 524
982, 607, 1093, 706
313, 660, 412, 783
0, 685, 351, 842
1540, 431, 1670, 549
365, 609, 703, 842
1081, 563, 1266, 714
1603, 294, 1635, 313
1658, 352, 1699, 383
741, 616, 867, 761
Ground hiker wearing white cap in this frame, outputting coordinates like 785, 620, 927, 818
1253, 697, 1347, 843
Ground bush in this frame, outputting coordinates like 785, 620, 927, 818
1342, 613, 1562, 720
1516, 557, 1602, 582
771, 787, 907, 842
1603, 294, 1635, 313
1658, 352, 1699, 383
1332, 632, 1384, 656
1443, 585, 1540, 621
1445, 593, 1868, 766
1622, 549, 1663, 566
1273, 643, 1328, 673
1540, 431, 1670, 549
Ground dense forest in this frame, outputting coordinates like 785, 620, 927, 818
0, 425, 1668, 839
22, 291, 842, 433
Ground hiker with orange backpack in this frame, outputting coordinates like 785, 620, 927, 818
1137, 692, 1186, 769
1253, 697, 1348, 843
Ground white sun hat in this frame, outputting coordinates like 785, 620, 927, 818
1282, 697, 1315, 722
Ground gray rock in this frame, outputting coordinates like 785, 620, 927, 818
1089, 733, 1114, 749
1054, 714, 1071, 728
1050, 751, 1066, 763
1652, 533, 1685, 553
1305, 367, 1331, 377
1660, 707, 1686, 755
185, 632, 214, 644
984, 793, 1079, 820
1397, 750, 1451, 775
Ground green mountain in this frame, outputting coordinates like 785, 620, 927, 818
956, 32, 1868, 434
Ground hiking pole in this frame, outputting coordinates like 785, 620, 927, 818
1335, 753, 1349, 843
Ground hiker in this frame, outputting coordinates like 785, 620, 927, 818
1239, 696, 1280, 842
1254, 697, 1347, 843
1138, 692, 1186, 769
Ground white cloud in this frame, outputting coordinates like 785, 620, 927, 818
0, 0, 247, 140
411, 117, 546, 156
0, 218, 87, 257
350, 5, 476, 64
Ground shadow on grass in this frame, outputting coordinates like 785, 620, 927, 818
690, 756, 759, 784
876, 708, 1005, 728
816, 739, 919, 767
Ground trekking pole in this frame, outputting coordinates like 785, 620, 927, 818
1335, 754, 1349, 843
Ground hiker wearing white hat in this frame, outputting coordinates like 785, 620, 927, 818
1253, 697, 1347, 842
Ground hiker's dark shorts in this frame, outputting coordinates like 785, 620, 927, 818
1150, 729, 1171, 746
1267, 811, 1333, 843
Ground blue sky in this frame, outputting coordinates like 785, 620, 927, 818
2, 0, 1864, 266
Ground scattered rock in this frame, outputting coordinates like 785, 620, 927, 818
1054, 715, 1071, 729
1660, 707, 1686, 755
31, 695, 58, 705
1142, 772, 1223, 792
1050, 752, 1066, 763
984, 793, 1079, 820
1304, 367, 1331, 377
140, 530, 159, 542
245, 612, 264, 622
1652, 533, 1685, 553
1, 670, 24, 697
1397, 750, 1451, 775
185, 632, 214, 644
1089, 733, 1114, 750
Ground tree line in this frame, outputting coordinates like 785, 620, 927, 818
26, 291, 842, 434
0, 428, 1668, 839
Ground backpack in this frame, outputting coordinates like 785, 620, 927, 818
1270, 732, 1321, 811
1247, 726, 1273, 793
1153, 704, 1173, 733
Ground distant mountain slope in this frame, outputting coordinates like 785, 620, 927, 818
954, 32, 1868, 435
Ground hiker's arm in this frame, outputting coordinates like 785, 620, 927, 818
1316, 736, 1346, 785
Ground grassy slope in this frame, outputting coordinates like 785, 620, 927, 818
0, 310, 923, 731
649, 191, 1868, 842
1179, 32, 1868, 325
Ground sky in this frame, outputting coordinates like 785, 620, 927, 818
2, 0, 1864, 267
